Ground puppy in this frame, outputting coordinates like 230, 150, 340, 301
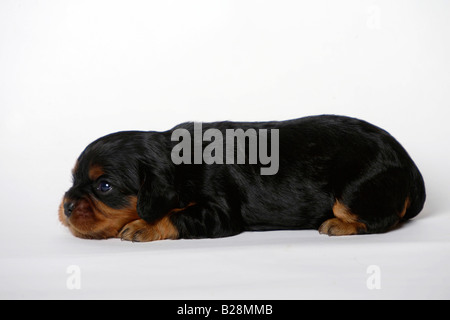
59, 115, 425, 241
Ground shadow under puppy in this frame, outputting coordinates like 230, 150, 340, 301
59, 115, 425, 242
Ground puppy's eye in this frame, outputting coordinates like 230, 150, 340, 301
97, 181, 112, 193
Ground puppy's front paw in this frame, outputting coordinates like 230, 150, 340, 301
119, 219, 154, 242
119, 218, 179, 242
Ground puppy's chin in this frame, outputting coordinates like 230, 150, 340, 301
58, 196, 139, 240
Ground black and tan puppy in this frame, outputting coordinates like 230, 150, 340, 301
59, 115, 425, 241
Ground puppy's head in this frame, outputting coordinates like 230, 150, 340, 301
59, 131, 176, 239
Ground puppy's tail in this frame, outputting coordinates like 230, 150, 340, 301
402, 162, 426, 221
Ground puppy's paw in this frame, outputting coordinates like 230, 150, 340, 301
119, 219, 154, 242
119, 218, 179, 242
318, 218, 365, 236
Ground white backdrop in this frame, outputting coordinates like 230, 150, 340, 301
1, 0, 449, 299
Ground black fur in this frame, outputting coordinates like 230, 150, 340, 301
72, 115, 426, 238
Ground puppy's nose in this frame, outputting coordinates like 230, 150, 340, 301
64, 202, 75, 217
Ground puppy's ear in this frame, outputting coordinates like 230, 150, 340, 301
137, 169, 179, 223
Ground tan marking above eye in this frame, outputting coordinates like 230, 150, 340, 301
89, 164, 104, 181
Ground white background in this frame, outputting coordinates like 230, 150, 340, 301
1, 0, 449, 299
